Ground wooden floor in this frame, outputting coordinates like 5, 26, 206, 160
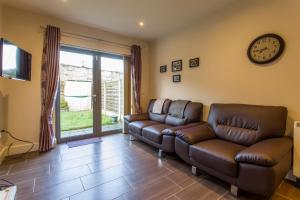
0, 134, 298, 200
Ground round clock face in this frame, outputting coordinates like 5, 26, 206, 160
247, 34, 285, 64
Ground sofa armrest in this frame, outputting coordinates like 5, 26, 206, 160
175, 123, 215, 144
162, 122, 205, 136
235, 137, 292, 166
124, 113, 149, 122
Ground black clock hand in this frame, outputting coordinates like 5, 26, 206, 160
258, 47, 269, 53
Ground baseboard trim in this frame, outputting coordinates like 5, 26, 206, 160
0, 146, 7, 164
285, 169, 296, 182
0, 142, 39, 164
7, 142, 39, 155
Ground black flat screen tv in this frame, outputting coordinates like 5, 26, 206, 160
0, 38, 32, 81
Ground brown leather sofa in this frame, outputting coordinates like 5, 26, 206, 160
175, 104, 293, 197
124, 99, 203, 157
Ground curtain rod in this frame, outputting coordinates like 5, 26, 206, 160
40, 25, 132, 49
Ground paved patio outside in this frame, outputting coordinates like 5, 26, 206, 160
61, 123, 123, 138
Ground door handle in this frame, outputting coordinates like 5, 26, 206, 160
92, 94, 97, 102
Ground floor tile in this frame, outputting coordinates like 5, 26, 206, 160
0, 164, 10, 176
276, 181, 300, 200
271, 194, 290, 200
70, 177, 131, 200
15, 179, 35, 199
124, 165, 172, 189
0, 133, 298, 200
34, 165, 91, 192
87, 157, 126, 173
175, 177, 227, 200
9, 162, 50, 175
122, 177, 180, 200
167, 170, 196, 188
80, 164, 134, 189
50, 155, 97, 172
4, 164, 50, 183
21, 179, 84, 200
165, 195, 181, 200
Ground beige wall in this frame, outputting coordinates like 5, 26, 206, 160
0, 2, 3, 89
0, 5, 150, 153
0, 1, 2, 37
0, 2, 4, 128
150, 0, 300, 133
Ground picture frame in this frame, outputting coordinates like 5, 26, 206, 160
160, 65, 167, 73
172, 60, 182, 72
189, 57, 199, 68
173, 74, 181, 83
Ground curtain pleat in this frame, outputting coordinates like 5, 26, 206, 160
130, 45, 142, 114
39, 25, 61, 152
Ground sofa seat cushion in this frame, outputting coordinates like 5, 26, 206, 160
190, 139, 245, 177
129, 120, 159, 135
142, 124, 173, 144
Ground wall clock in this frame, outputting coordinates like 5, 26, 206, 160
247, 33, 285, 64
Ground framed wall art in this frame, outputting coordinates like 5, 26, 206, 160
160, 65, 167, 73
172, 60, 182, 72
173, 74, 181, 83
189, 57, 199, 68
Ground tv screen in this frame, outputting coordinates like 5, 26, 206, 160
0, 38, 32, 81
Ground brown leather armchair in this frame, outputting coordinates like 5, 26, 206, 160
174, 103, 292, 197
124, 99, 204, 157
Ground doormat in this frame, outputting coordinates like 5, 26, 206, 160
67, 137, 102, 148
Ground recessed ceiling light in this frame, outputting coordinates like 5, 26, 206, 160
62, 0, 68, 2
139, 21, 144, 27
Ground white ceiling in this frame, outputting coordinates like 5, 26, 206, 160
3, 0, 237, 40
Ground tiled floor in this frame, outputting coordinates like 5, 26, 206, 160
0, 134, 298, 200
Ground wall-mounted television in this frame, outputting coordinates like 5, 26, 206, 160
0, 38, 32, 81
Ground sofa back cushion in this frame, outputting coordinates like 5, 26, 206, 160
165, 101, 203, 126
207, 104, 287, 146
147, 99, 172, 123
184, 102, 203, 123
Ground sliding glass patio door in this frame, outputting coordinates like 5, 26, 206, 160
56, 46, 124, 142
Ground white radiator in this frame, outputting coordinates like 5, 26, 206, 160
294, 121, 300, 178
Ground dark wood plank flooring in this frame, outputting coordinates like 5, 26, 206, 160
0, 134, 298, 200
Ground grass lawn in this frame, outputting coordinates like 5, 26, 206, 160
61, 111, 114, 131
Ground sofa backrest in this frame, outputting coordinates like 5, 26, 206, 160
165, 101, 203, 126
207, 103, 288, 146
147, 99, 172, 123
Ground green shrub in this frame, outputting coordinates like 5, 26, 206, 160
60, 97, 69, 111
